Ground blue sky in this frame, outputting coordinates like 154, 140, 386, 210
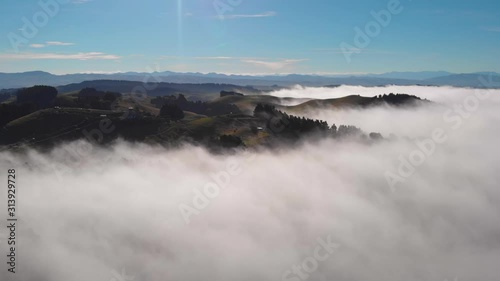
1, 0, 499, 75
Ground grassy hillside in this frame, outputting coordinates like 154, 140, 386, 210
155, 114, 269, 147
1, 108, 119, 145
0, 107, 162, 147
207, 93, 426, 115
284, 95, 373, 113
0, 105, 270, 149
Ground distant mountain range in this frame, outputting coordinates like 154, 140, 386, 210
0, 70, 499, 89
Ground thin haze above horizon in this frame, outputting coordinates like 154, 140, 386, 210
1, 0, 499, 75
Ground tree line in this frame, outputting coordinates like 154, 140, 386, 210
1, 85, 58, 127
371, 93, 424, 106
254, 103, 372, 139
152, 94, 241, 117
75, 88, 122, 110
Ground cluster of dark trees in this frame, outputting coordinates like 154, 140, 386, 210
1, 86, 58, 127
253, 103, 378, 141
372, 93, 423, 106
151, 94, 241, 116
159, 104, 185, 121
0, 85, 127, 127
335, 125, 363, 136
76, 88, 122, 110
17, 85, 58, 108
254, 104, 330, 135
220, 91, 244, 97
0, 103, 37, 127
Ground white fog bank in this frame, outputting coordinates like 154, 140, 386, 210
0, 86, 499, 281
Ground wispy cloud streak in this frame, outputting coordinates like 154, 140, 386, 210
223, 11, 276, 19
0, 52, 120, 60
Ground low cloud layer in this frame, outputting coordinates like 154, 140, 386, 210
0, 86, 499, 281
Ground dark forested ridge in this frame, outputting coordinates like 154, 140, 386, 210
0, 84, 428, 151
75, 88, 122, 110
287, 93, 428, 112
56, 80, 262, 100
17, 85, 58, 109
253, 103, 369, 140
1, 85, 58, 127
254, 104, 329, 135
152, 94, 241, 116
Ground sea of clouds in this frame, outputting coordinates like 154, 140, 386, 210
0, 85, 499, 281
